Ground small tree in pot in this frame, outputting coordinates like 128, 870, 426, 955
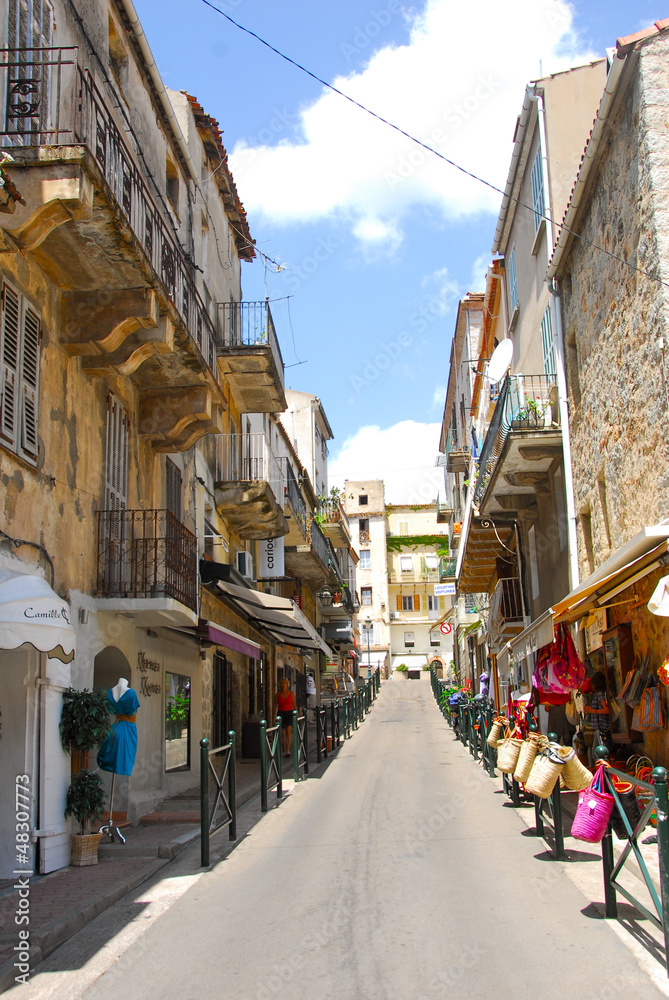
60, 688, 111, 866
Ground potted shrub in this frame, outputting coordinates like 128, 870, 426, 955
60, 688, 111, 866
65, 770, 107, 865
396, 663, 409, 678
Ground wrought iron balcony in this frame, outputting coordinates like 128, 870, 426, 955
473, 374, 560, 507
444, 427, 470, 474
439, 557, 457, 579
97, 509, 197, 611
488, 576, 524, 648
214, 432, 287, 540
317, 497, 351, 548
0, 49, 218, 379
217, 300, 286, 412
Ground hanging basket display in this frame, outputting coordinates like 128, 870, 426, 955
571, 766, 614, 844
496, 735, 523, 774
558, 746, 593, 792
513, 733, 547, 784
525, 747, 564, 799
487, 717, 507, 749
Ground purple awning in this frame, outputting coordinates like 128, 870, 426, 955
198, 619, 261, 659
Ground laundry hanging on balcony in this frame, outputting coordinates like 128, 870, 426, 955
0, 571, 76, 663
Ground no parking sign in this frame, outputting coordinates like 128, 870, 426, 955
440, 622, 453, 635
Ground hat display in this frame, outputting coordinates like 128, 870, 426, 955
648, 575, 669, 616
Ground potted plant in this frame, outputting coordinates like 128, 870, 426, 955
65, 770, 107, 865
60, 687, 111, 866
396, 663, 409, 678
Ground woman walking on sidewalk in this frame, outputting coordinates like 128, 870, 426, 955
274, 677, 297, 756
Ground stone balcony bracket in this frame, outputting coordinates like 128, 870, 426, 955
215, 482, 288, 541
0, 161, 93, 254
139, 386, 221, 452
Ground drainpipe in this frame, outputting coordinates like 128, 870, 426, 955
118, 0, 199, 183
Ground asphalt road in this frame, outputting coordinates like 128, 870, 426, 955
14, 677, 668, 999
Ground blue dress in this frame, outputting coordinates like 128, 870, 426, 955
97, 688, 140, 776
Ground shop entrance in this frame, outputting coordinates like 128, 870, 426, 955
213, 652, 232, 748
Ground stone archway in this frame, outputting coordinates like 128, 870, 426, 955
94, 645, 132, 695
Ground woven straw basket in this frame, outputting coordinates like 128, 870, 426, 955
513, 735, 547, 784
496, 737, 523, 774
70, 832, 102, 867
525, 749, 564, 799
558, 747, 592, 792
487, 717, 506, 749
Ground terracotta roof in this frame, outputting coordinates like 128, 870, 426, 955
617, 18, 669, 56
183, 93, 255, 262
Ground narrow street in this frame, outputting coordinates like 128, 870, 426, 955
14, 678, 666, 1000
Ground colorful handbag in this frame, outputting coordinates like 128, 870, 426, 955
631, 686, 664, 733
571, 765, 614, 843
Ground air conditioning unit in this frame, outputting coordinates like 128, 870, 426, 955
390, 611, 400, 620
236, 551, 254, 579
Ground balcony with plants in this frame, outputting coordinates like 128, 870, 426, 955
472, 373, 561, 518
316, 487, 351, 549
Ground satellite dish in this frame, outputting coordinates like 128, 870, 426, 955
487, 339, 513, 382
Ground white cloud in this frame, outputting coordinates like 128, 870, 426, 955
420, 267, 461, 316
329, 421, 444, 504
230, 0, 593, 247
432, 384, 447, 409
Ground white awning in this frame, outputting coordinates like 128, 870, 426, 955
0, 573, 75, 663
510, 609, 554, 663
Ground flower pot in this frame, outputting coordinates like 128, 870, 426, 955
70, 832, 102, 866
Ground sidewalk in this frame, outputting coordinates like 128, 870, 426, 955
0, 730, 336, 995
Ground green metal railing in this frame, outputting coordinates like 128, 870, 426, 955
200, 733, 237, 867
330, 700, 341, 747
595, 746, 669, 974
260, 716, 283, 812
532, 733, 565, 860
316, 705, 329, 762
292, 711, 309, 782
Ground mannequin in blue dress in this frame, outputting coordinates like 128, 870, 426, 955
97, 677, 140, 776
97, 678, 140, 844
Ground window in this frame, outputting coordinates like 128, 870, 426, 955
531, 145, 545, 231
428, 594, 443, 611
424, 555, 438, 571
104, 394, 129, 510
166, 459, 182, 521
540, 305, 555, 376
359, 518, 370, 544
404, 631, 414, 647
359, 549, 371, 570
361, 586, 372, 606
6, 0, 53, 144
399, 520, 409, 536
400, 555, 413, 573
399, 594, 421, 612
464, 594, 477, 614
507, 247, 518, 314
165, 672, 191, 772
359, 494, 368, 505
0, 283, 40, 463
166, 156, 180, 215
430, 635, 441, 647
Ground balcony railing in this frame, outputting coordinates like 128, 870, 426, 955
473, 374, 559, 505
284, 462, 307, 537
449, 510, 463, 549
97, 509, 197, 611
218, 300, 284, 385
444, 426, 470, 473
0, 48, 217, 375
317, 498, 350, 530
439, 557, 457, 579
214, 432, 284, 498
488, 577, 524, 646
309, 518, 333, 572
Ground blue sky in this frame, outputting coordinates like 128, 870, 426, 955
134, 0, 668, 501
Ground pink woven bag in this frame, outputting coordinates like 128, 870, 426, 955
571, 765, 614, 844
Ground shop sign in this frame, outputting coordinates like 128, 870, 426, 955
585, 608, 607, 653
257, 536, 285, 578
137, 650, 161, 697
434, 583, 456, 596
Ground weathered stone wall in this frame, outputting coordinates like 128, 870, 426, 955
560, 37, 669, 580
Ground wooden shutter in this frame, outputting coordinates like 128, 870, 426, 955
0, 284, 20, 448
413, 594, 420, 611
165, 458, 182, 520
19, 303, 40, 459
105, 395, 129, 510
396, 594, 402, 612
439, 596, 445, 611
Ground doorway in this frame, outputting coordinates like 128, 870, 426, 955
213, 652, 232, 747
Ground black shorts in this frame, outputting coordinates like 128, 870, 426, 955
278, 710, 294, 726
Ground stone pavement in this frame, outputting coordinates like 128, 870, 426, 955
0, 732, 334, 995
